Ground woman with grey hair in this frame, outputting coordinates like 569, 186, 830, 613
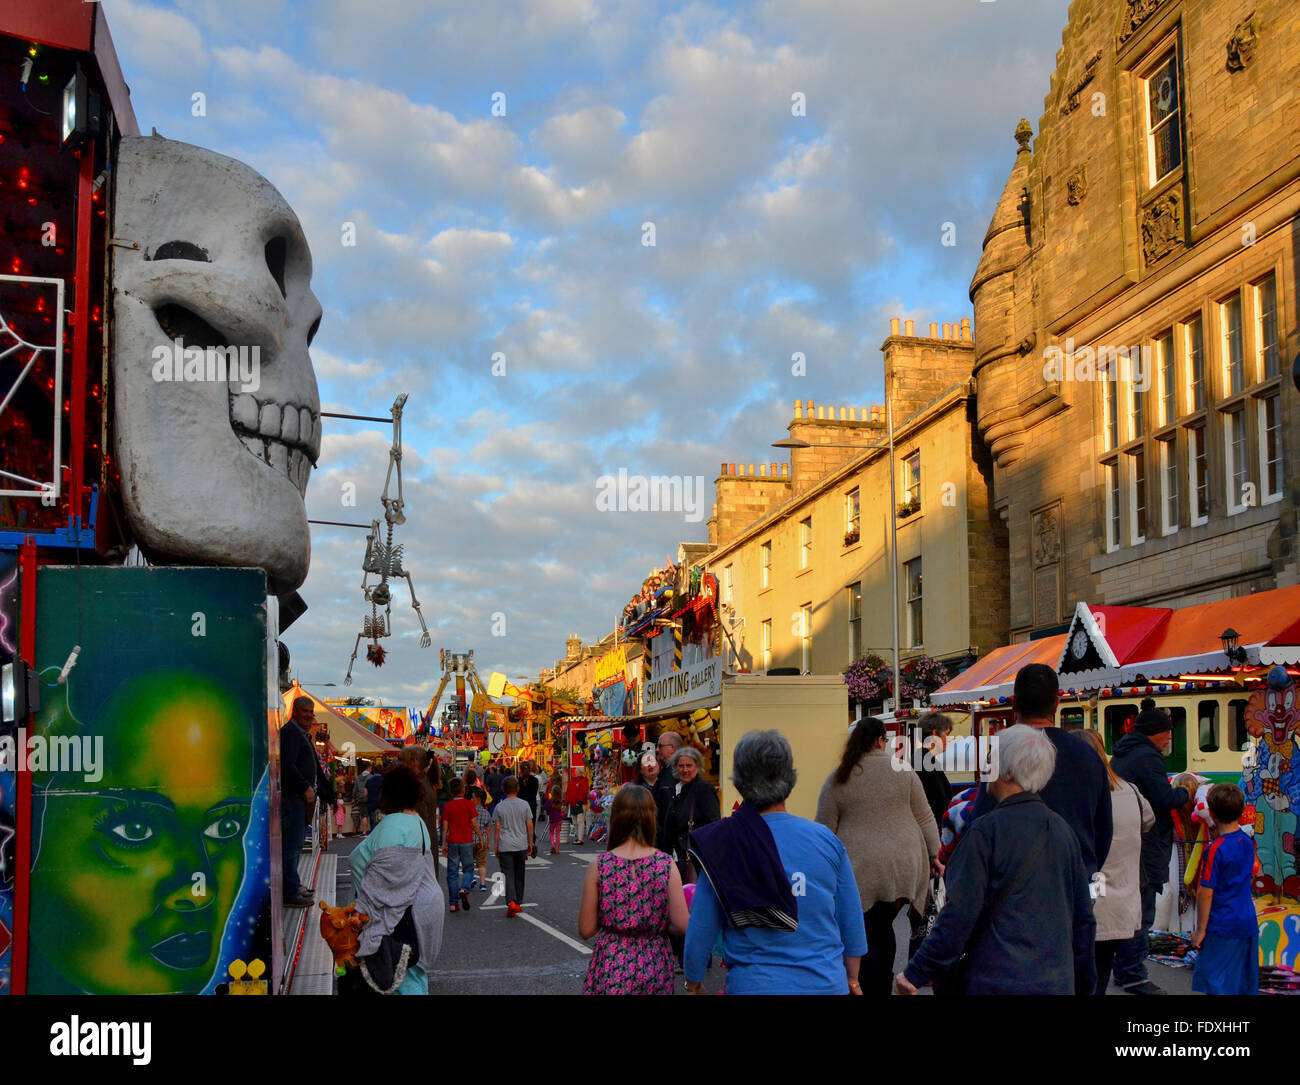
661, 746, 720, 879
816, 716, 939, 995
896, 724, 1097, 995
684, 730, 867, 995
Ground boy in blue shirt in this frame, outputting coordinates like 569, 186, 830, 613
1191, 783, 1258, 995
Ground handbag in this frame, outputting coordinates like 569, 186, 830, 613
931, 819, 1049, 996
677, 790, 699, 885
338, 907, 420, 995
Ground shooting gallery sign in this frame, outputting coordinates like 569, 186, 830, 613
642, 655, 722, 713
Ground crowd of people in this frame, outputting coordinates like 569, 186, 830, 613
577, 662, 1259, 997
290, 660, 1262, 996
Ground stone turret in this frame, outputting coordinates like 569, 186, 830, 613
970, 121, 1037, 468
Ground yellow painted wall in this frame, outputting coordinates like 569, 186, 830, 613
718, 675, 849, 821
710, 394, 985, 680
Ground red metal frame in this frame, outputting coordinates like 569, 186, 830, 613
12, 535, 37, 994
69, 149, 93, 524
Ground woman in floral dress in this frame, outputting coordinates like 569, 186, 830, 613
579, 784, 689, 995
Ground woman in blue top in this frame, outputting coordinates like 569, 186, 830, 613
683, 730, 867, 995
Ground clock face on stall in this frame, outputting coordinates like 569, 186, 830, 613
1071, 629, 1089, 661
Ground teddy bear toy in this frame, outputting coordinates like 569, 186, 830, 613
319, 901, 369, 969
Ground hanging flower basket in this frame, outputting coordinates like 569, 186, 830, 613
843, 653, 948, 706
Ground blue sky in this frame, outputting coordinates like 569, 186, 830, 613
98, 0, 1073, 711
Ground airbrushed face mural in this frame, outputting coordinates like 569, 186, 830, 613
25, 567, 270, 994
112, 135, 322, 594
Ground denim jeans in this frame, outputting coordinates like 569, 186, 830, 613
1112, 881, 1160, 987
281, 792, 307, 899
446, 842, 475, 899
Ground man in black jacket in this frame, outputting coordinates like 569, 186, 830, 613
280, 697, 320, 907
969, 665, 1113, 878
1110, 703, 1191, 995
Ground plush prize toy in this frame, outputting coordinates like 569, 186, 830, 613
319, 901, 369, 972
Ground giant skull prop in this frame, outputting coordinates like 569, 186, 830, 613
112, 135, 321, 593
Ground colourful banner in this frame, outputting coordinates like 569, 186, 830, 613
594, 645, 629, 687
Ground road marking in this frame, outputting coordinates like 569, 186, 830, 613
518, 911, 593, 955
481, 902, 538, 910
572, 853, 598, 863
524, 857, 552, 868
485, 872, 506, 907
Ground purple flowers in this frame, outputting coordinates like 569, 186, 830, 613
843, 653, 949, 705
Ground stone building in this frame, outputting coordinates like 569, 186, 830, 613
972, 0, 1300, 639
705, 321, 1007, 684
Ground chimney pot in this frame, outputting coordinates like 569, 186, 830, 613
961, 318, 971, 340
794, 400, 803, 419
839, 407, 847, 420
904, 319, 914, 336
943, 322, 952, 339
929, 322, 939, 338
890, 317, 900, 336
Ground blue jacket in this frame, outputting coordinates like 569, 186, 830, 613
905, 792, 1097, 994
1110, 732, 1189, 887
970, 727, 1112, 877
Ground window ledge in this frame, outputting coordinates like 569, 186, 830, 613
1091, 500, 1279, 573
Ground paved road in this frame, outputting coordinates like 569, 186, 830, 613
330, 831, 1194, 996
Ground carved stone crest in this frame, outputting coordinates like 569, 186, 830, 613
1141, 191, 1184, 266
1067, 166, 1089, 206
1119, 0, 1166, 47
1226, 12, 1257, 72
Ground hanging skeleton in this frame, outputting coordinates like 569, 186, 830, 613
344, 393, 431, 685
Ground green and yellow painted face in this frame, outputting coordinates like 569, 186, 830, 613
30, 672, 253, 994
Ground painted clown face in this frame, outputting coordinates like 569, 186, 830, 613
112, 136, 321, 593
1248, 682, 1300, 747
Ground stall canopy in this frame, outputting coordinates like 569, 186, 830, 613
283, 682, 393, 757
931, 585, 1300, 706
930, 636, 1066, 706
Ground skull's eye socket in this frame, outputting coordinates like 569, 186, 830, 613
265, 237, 288, 298
151, 240, 210, 262
154, 303, 225, 350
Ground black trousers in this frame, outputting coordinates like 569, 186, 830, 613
1093, 938, 1122, 995
499, 850, 527, 905
863, 901, 905, 995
